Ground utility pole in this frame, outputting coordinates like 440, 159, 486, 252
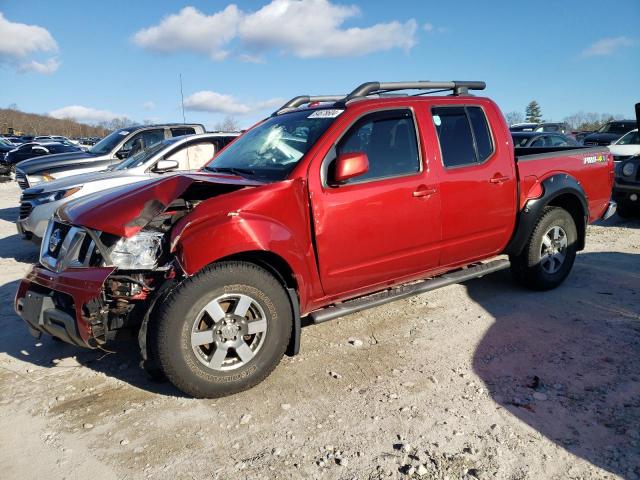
179, 74, 186, 123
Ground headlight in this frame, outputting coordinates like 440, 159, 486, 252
27, 173, 55, 185
110, 231, 163, 270
32, 187, 82, 205
622, 162, 635, 177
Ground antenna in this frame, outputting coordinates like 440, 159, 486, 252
179, 73, 186, 123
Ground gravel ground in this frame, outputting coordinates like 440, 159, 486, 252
0, 179, 638, 480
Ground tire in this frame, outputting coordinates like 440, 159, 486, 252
509, 206, 578, 291
151, 261, 292, 398
616, 200, 638, 219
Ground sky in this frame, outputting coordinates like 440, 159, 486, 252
0, 0, 639, 130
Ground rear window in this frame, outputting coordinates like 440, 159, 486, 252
467, 107, 493, 162
171, 127, 196, 137
432, 106, 494, 167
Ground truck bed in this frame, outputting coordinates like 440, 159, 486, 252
515, 146, 614, 222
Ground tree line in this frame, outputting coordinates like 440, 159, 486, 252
0, 106, 111, 138
504, 100, 626, 131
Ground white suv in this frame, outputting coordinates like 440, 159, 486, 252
17, 132, 239, 240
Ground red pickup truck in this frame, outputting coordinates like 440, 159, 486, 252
15, 81, 616, 398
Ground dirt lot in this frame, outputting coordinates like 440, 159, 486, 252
0, 179, 638, 480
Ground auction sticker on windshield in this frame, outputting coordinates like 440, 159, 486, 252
308, 109, 343, 119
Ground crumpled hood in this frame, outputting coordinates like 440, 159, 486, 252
58, 172, 263, 237
15, 150, 98, 173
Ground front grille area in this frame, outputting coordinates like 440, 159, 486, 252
19, 202, 32, 220
584, 140, 610, 147
15, 170, 29, 189
40, 220, 101, 272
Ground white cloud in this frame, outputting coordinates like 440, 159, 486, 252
183, 90, 282, 115
132, 0, 417, 60
423, 22, 447, 34
581, 36, 635, 57
143, 101, 155, 110
132, 5, 241, 60
49, 105, 124, 123
0, 12, 59, 74
239, 0, 416, 58
239, 53, 265, 64
0, 12, 57, 57
17, 58, 59, 74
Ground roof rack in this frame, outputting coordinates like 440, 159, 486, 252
273, 80, 486, 115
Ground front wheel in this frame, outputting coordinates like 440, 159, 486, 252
509, 206, 578, 291
151, 261, 292, 398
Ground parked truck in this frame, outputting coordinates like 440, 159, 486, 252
15, 80, 616, 398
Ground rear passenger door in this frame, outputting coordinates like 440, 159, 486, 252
430, 105, 516, 266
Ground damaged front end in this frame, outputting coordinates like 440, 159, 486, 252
15, 173, 259, 351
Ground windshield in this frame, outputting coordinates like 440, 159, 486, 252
616, 130, 639, 145
114, 139, 171, 170
597, 122, 635, 134
88, 129, 129, 155
204, 109, 339, 181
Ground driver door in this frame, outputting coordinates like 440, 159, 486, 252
309, 108, 442, 296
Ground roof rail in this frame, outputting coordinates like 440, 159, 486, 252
273, 80, 486, 115
342, 80, 486, 103
274, 95, 345, 115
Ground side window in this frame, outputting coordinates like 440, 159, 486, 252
432, 106, 494, 168
336, 109, 420, 182
186, 141, 216, 170
550, 135, 568, 146
530, 137, 546, 147
171, 127, 195, 137
123, 129, 165, 153
432, 107, 477, 167
467, 107, 494, 162
165, 145, 190, 170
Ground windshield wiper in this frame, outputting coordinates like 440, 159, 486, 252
207, 166, 257, 178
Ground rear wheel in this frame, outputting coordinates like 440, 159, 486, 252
509, 207, 578, 291
151, 261, 292, 398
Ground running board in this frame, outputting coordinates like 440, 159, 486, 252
310, 259, 510, 324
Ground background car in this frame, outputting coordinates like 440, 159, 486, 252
14, 123, 205, 189
4, 142, 81, 167
608, 129, 640, 163
534, 122, 571, 134
582, 120, 636, 146
511, 132, 579, 147
509, 122, 539, 132
0, 140, 15, 174
34, 135, 79, 146
613, 155, 640, 218
17, 132, 239, 240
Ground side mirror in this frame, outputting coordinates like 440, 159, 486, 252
153, 159, 179, 173
333, 152, 369, 183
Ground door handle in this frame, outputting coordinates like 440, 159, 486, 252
413, 185, 437, 197
490, 175, 510, 184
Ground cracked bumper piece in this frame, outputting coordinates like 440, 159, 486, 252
601, 201, 617, 220
15, 265, 115, 347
